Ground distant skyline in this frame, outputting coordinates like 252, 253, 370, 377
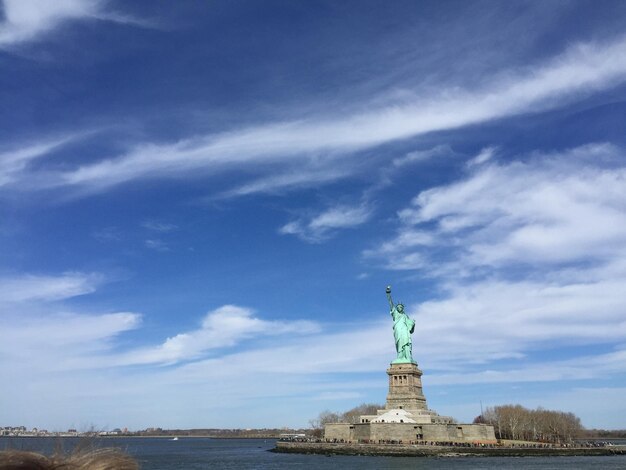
2, 0, 626, 431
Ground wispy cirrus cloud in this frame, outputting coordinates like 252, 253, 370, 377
0, 271, 103, 303
391, 145, 454, 168
0, 271, 141, 374
0, 0, 148, 48
430, 348, 626, 386
0, 311, 140, 357
141, 220, 178, 233
0, 0, 101, 47
280, 203, 373, 242
0, 136, 76, 187
3, 36, 626, 196
215, 165, 353, 199
141, 221, 178, 252
144, 239, 169, 252
466, 146, 497, 168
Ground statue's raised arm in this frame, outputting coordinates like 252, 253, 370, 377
386, 285, 394, 312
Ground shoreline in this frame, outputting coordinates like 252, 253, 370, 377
1, 435, 277, 440
273, 441, 626, 457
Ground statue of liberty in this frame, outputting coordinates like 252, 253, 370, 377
386, 285, 416, 364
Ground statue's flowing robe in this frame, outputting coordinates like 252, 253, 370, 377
391, 308, 415, 356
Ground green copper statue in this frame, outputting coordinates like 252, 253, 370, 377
386, 285, 416, 364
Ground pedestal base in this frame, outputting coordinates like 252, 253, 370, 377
386, 362, 428, 411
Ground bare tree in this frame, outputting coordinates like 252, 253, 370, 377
341, 403, 381, 424
481, 404, 584, 443
310, 403, 383, 433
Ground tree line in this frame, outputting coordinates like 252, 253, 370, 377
478, 404, 583, 443
311, 402, 587, 444
581, 428, 626, 439
309, 403, 383, 436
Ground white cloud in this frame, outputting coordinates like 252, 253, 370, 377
356, 141, 626, 398
280, 203, 372, 242
374, 143, 626, 272
0, 0, 148, 48
466, 146, 497, 167
142, 221, 177, 251
365, 229, 434, 257
429, 348, 626, 387
392, 145, 453, 168
0, 311, 140, 355
0, 137, 75, 187
358, 141, 626, 377
308, 204, 371, 231
112, 283, 626, 390
2, 255, 626, 428
2, 278, 625, 429
144, 239, 169, 252
0, 271, 141, 376
115, 305, 320, 365
141, 221, 178, 232
0, 0, 101, 46
0, 306, 142, 429
215, 165, 353, 199
0, 272, 103, 303
411, 273, 626, 368
3, 36, 626, 196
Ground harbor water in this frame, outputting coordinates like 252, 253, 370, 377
2, 437, 626, 469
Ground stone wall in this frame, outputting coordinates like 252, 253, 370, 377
325, 422, 496, 443
352, 423, 370, 441
368, 423, 421, 442
324, 423, 352, 441
419, 423, 496, 442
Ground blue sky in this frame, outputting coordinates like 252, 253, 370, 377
2, 0, 626, 431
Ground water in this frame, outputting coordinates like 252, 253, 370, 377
2, 437, 626, 469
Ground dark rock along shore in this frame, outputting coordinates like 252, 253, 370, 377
273, 441, 626, 457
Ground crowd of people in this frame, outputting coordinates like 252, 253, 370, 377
319, 438, 620, 448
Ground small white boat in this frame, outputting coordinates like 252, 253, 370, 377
170, 437, 179, 441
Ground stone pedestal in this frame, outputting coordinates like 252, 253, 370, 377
325, 361, 495, 443
386, 362, 428, 411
